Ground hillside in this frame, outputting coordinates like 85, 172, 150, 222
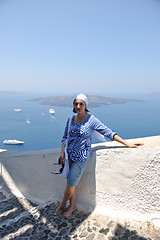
31, 95, 143, 107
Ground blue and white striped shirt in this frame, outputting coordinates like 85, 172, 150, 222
62, 114, 116, 162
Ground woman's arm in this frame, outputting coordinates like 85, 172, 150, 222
91, 116, 144, 148
91, 116, 116, 140
113, 134, 144, 148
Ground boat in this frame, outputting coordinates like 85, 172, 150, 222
3, 140, 24, 145
26, 119, 30, 124
14, 108, 22, 112
49, 108, 55, 115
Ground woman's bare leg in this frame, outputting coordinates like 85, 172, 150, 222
55, 184, 76, 215
70, 188, 76, 208
63, 188, 76, 217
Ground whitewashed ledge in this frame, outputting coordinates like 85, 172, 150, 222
0, 135, 160, 225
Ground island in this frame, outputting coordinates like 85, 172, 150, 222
148, 92, 160, 96
31, 95, 143, 107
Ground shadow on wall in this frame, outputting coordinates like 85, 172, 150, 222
0, 150, 67, 203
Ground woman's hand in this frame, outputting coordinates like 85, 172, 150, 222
113, 134, 144, 148
125, 142, 144, 148
58, 141, 66, 164
59, 151, 65, 164
58, 156, 65, 165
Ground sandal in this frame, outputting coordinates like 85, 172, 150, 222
54, 206, 64, 216
63, 207, 76, 218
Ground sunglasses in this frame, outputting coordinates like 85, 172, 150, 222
51, 157, 64, 175
74, 102, 84, 106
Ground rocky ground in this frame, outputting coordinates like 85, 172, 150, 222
0, 193, 159, 240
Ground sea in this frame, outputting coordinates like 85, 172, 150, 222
0, 92, 159, 152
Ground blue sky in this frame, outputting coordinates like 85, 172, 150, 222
0, 0, 160, 95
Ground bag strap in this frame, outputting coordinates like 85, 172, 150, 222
67, 117, 72, 137
94, 130, 108, 142
64, 117, 72, 159
51, 117, 72, 175
65, 117, 72, 145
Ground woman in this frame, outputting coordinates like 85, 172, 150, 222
55, 93, 143, 217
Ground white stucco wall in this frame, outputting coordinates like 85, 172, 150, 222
0, 135, 160, 221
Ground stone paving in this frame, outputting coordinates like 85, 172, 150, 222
0, 193, 160, 240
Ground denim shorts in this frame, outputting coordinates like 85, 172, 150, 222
67, 159, 88, 187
